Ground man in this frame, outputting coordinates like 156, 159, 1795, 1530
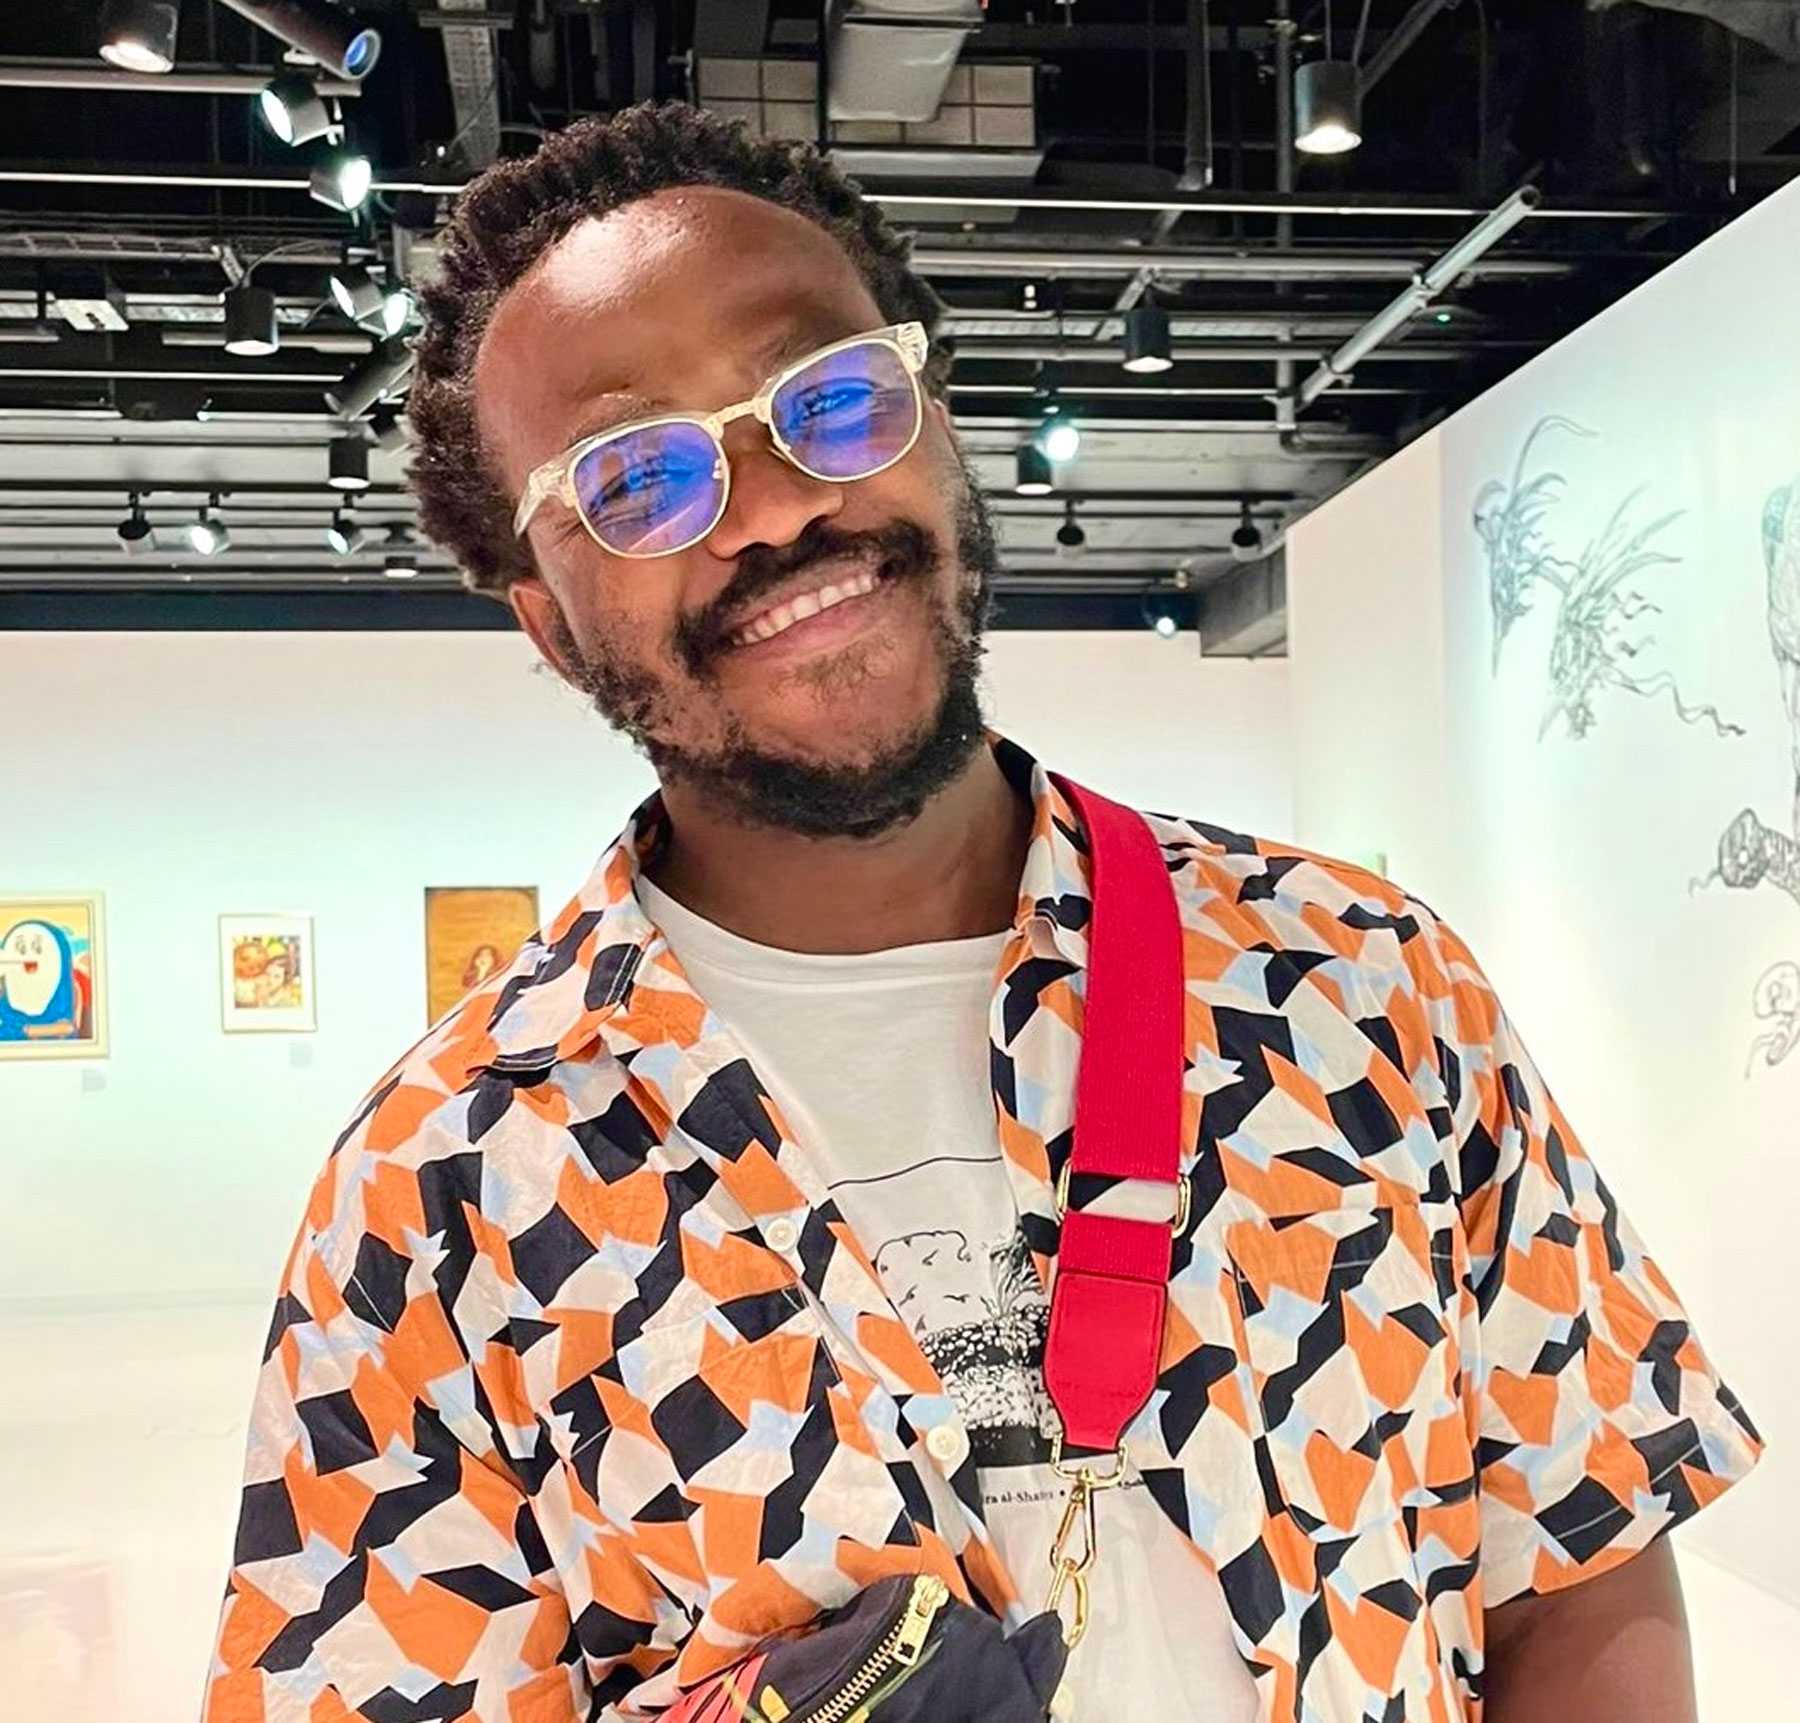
206, 103, 1759, 1723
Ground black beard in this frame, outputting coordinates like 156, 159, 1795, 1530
552, 456, 1001, 841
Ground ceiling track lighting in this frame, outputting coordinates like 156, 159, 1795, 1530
116, 492, 153, 555
98, 0, 180, 74
1038, 417, 1081, 464
324, 337, 414, 419
1122, 302, 1173, 374
367, 406, 408, 451
214, 0, 381, 81
185, 494, 230, 556
381, 524, 417, 579
1055, 499, 1086, 558
1295, 60, 1363, 156
328, 434, 371, 492
326, 507, 368, 555
310, 145, 373, 213
222, 282, 279, 356
1014, 444, 1054, 497
258, 71, 335, 146
1229, 502, 1266, 564
1141, 589, 1187, 640
328, 264, 383, 324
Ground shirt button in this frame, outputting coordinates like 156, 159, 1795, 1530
925, 1422, 969, 1470
764, 1217, 800, 1254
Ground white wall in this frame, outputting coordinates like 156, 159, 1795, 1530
1289, 177, 1800, 1650
0, 626, 1292, 1723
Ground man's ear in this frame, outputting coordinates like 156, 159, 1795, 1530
506, 575, 579, 680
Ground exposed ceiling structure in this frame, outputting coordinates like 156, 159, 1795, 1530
2, 0, 1795, 644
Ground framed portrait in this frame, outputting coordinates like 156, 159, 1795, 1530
219, 913, 317, 1033
424, 886, 540, 1024
0, 895, 106, 1060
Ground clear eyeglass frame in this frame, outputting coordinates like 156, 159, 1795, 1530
510, 320, 931, 559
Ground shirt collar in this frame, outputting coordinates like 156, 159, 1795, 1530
471, 733, 1092, 1073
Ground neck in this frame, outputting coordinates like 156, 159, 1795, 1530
646, 743, 1032, 954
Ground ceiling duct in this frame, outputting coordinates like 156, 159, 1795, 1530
827, 0, 983, 123
438, 0, 501, 168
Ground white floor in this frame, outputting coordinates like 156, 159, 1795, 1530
0, 1299, 1790, 1721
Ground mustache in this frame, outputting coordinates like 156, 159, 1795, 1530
675, 517, 942, 671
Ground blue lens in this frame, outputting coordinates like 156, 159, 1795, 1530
343, 29, 381, 79
571, 420, 725, 556
772, 340, 919, 480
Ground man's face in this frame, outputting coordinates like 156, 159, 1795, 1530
474, 186, 1000, 838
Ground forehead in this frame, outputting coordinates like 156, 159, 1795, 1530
474, 185, 887, 487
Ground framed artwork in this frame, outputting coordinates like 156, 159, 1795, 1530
0, 895, 106, 1059
219, 913, 317, 1033
424, 886, 540, 1023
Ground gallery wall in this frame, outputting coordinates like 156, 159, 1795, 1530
1287, 176, 1800, 1627
0, 625, 1293, 1723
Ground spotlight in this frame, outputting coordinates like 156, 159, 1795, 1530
1122, 303, 1173, 374
1015, 444, 1054, 497
328, 265, 384, 324
367, 406, 408, 450
99, 0, 179, 74
185, 497, 230, 556
214, 1, 381, 82
381, 525, 418, 578
326, 509, 368, 555
1055, 501, 1086, 558
1229, 504, 1265, 564
1039, 419, 1081, 463
328, 435, 371, 492
116, 494, 153, 555
223, 283, 278, 356
257, 72, 333, 146
1295, 60, 1362, 155
1142, 590, 1187, 639
324, 338, 414, 419
374, 288, 414, 338
310, 147, 373, 213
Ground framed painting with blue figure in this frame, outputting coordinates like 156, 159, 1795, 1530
0, 895, 107, 1059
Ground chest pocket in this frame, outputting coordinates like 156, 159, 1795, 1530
1225, 1198, 1469, 1537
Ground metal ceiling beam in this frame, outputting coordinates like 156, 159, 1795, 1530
0, 58, 363, 96
948, 338, 1527, 363
911, 245, 1577, 279
1362, 0, 1458, 96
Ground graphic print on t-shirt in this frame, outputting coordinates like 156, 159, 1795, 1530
864, 1215, 1056, 1468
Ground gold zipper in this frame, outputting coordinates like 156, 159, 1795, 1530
795, 1573, 950, 1723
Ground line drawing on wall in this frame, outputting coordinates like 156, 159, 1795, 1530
1746, 961, 1800, 1077
1472, 417, 1743, 742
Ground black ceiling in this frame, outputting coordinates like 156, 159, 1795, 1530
0, 0, 1791, 639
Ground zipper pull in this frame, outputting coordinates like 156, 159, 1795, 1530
893, 1574, 949, 1667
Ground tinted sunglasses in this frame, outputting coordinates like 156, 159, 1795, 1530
512, 321, 929, 558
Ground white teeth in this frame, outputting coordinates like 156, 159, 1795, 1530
730, 570, 881, 648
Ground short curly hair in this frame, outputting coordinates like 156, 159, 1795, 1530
408, 101, 949, 596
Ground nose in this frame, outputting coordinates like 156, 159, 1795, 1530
700, 417, 843, 562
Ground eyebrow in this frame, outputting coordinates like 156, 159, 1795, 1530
553, 323, 836, 451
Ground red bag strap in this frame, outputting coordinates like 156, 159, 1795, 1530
1041, 777, 1186, 1459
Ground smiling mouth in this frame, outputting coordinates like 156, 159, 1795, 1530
726, 566, 887, 649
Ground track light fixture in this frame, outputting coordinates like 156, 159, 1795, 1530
309, 146, 373, 213
99, 0, 179, 74
223, 283, 279, 356
367, 406, 408, 451
1295, 60, 1362, 155
1229, 503, 1265, 564
381, 524, 418, 578
1122, 303, 1173, 374
328, 264, 384, 324
328, 435, 371, 492
1142, 589, 1186, 640
185, 495, 230, 556
1055, 500, 1086, 558
116, 492, 153, 555
374, 287, 414, 338
326, 508, 368, 555
258, 72, 334, 146
1015, 445, 1054, 497
214, 0, 381, 81
1039, 418, 1081, 463
324, 337, 414, 419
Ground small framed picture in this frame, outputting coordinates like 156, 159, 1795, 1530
0, 894, 107, 1060
219, 914, 317, 1033
423, 886, 540, 1023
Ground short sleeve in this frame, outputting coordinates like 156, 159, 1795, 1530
1418, 914, 1763, 1607
203, 1127, 674, 1722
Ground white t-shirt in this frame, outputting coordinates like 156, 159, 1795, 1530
638, 876, 1260, 1723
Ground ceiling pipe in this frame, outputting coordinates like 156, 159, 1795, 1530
1272, 0, 1298, 431
1361, 0, 1457, 96
909, 246, 1575, 278
948, 338, 1525, 362
1296, 186, 1542, 409
0, 60, 362, 96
